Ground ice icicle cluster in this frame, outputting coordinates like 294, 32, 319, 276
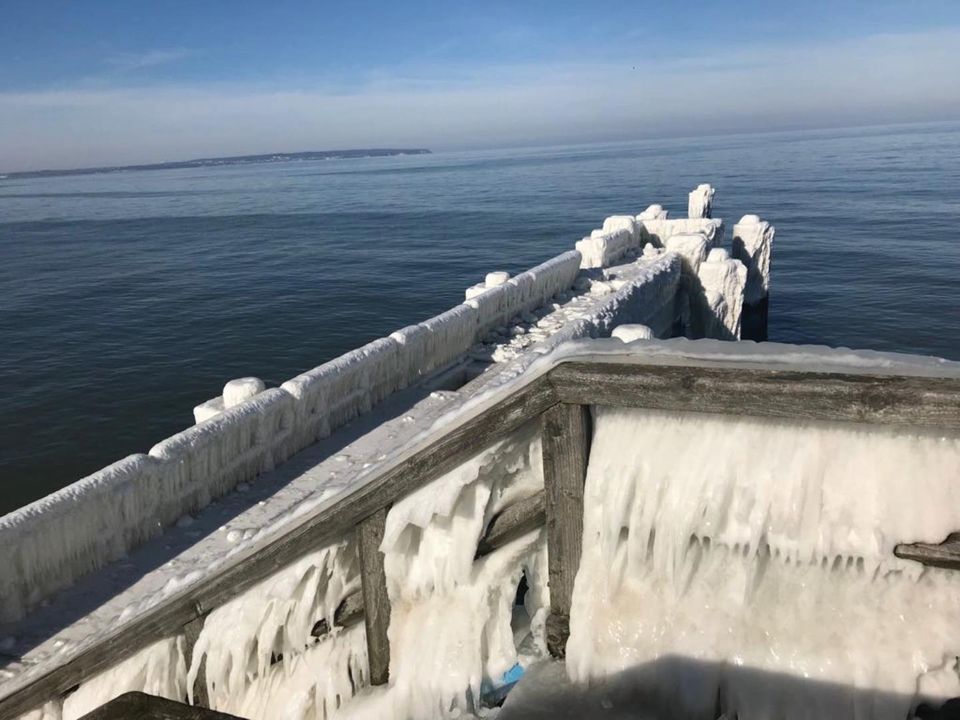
342, 423, 549, 720
732, 214, 775, 306
17, 636, 186, 720
696, 248, 748, 340
220, 625, 368, 720
567, 407, 960, 720
188, 537, 362, 717
688, 183, 715, 219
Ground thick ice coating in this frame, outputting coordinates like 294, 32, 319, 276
358, 423, 550, 719
688, 183, 715, 219
40, 636, 186, 720
568, 407, 960, 720
611, 324, 654, 342
188, 537, 362, 715
696, 248, 748, 340
732, 215, 775, 305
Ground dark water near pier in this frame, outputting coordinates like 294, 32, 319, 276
2, 121, 959, 514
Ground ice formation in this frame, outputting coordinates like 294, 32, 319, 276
688, 183, 715, 219
665, 232, 709, 275
187, 537, 362, 717
225, 625, 368, 720
576, 228, 635, 269
466, 271, 511, 300
611, 324, 654, 342
637, 204, 668, 221
17, 636, 187, 720
194, 376, 267, 424
601, 215, 640, 244
354, 423, 550, 720
696, 248, 748, 340
732, 214, 775, 306
567, 407, 960, 720
639, 217, 723, 249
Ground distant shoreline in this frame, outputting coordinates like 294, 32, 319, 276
1, 148, 432, 180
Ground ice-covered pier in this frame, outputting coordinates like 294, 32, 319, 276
3, 186, 960, 720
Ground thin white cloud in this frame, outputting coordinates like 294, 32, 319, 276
2, 29, 959, 171
104, 48, 193, 71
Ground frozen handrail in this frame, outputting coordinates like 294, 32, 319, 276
5, 340, 960, 719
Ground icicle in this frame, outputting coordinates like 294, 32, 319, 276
567, 407, 960, 720
60, 636, 186, 720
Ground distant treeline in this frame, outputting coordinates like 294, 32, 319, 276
2, 148, 432, 180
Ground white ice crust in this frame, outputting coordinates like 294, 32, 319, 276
697, 248, 748, 339
639, 216, 724, 249
575, 228, 635, 269
611, 324, 654, 342
688, 182, 715, 219
733, 214, 775, 304
567, 406, 960, 719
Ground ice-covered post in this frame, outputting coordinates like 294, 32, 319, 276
696, 248, 748, 340
688, 183, 715, 219
541, 403, 591, 658
732, 215, 775, 341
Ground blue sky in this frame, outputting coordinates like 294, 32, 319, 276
2, 0, 959, 171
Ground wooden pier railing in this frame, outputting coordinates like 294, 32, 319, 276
5, 352, 960, 718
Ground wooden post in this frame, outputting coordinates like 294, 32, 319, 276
358, 508, 391, 685
182, 615, 208, 708
541, 403, 591, 658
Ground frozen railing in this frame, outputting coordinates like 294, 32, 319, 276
4, 340, 960, 719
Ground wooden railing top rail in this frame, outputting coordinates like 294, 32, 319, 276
4, 341, 960, 718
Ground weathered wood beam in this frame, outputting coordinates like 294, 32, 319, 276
895, 533, 960, 571
78, 691, 241, 719
311, 592, 366, 638
476, 491, 546, 557
358, 509, 391, 686
181, 615, 208, 708
0, 375, 558, 719
550, 362, 960, 430
541, 403, 591, 658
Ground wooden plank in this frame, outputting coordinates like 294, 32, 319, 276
0, 375, 558, 718
78, 691, 241, 719
541, 403, 591, 658
311, 592, 366, 638
476, 491, 546, 558
550, 362, 960, 430
358, 509, 391, 686
181, 616, 208, 708
895, 534, 960, 571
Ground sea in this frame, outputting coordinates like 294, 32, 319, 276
2, 121, 959, 514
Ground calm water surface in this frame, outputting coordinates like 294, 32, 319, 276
2, 122, 959, 513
